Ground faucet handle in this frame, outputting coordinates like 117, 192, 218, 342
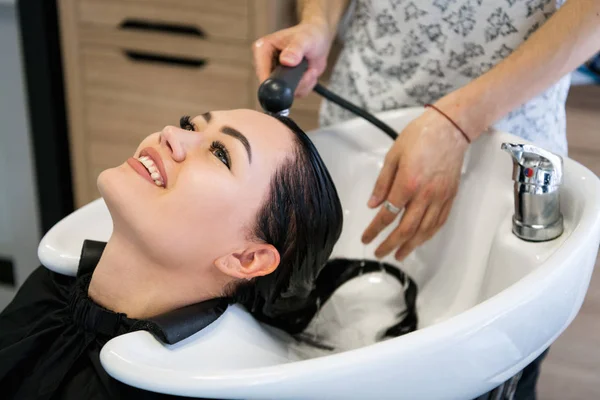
501, 143, 563, 188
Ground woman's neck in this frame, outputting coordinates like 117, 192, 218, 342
87, 233, 226, 319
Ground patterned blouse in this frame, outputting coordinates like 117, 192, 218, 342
320, 0, 571, 155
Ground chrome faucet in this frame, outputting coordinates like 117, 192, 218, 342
501, 143, 564, 242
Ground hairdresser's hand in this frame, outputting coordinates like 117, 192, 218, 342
253, 20, 334, 98
361, 107, 470, 261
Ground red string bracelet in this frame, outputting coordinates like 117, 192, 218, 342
424, 104, 471, 144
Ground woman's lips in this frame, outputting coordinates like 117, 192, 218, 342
127, 157, 156, 186
139, 147, 168, 188
126, 147, 168, 188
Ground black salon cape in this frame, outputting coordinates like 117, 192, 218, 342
0, 241, 221, 400
0, 240, 418, 400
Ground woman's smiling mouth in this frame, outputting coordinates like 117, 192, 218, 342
126, 147, 168, 188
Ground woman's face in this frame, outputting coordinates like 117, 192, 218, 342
98, 109, 295, 277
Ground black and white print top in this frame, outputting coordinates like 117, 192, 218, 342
320, 0, 571, 155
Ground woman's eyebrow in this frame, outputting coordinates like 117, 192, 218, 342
221, 126, 252, 164
200, 112, 252, 164
201, 112, 212, 123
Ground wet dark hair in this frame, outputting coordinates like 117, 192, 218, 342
230, 115, 344, 333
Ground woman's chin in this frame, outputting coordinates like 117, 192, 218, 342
97, 165, 153, 236
97, 164, 145, 209
98, 165, 122, 198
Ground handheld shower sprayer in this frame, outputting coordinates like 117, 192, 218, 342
257, 57, 398, 141
257, 58, 309, 117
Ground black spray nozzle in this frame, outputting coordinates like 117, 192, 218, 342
257, 53, 398, 141
258, 57, 309, 114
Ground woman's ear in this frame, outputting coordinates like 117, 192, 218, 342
214, 243, 280, 280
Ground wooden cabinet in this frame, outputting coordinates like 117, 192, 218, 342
78, 0, 251, 41
58, 0, 328, 207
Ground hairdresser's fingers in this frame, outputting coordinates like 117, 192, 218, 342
253, 32, 321, 96
281, 30, 329, 96
393, 201, 442, 261
279, 35, 311, 67
373, 194, 429, 259
436, 196, 455, 229
362, 166, 417, 245
295, 69, 319, 98
419, 197, 445, 238
367, 153, 400, 209
253, 37, 280, 83
394, 192, 457, 260
393, 233, 424, 262
252, 28, 311, 80
253, 20, 333, 98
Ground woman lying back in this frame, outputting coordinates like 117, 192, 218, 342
0, 109, 343, 399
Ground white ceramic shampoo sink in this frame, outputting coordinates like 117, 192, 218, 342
38, 108, 600, 399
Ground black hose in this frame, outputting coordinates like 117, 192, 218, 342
257, 56, 398, 140
313, 83, 398, 141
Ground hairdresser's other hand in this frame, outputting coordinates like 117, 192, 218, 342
253, 20, 334, 98
361, 106, 470, 261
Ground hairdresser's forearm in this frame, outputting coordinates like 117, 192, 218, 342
297, 0, 349, 37
437, 0, 600, 141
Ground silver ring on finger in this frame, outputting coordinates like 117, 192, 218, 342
383, 200, 402, 215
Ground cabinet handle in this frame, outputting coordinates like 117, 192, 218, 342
119, 19, 205, 38
124, 50, 207, 69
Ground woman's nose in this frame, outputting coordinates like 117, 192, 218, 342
159, 126, 200, 162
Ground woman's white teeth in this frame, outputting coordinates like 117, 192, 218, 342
137, 155, 164, 187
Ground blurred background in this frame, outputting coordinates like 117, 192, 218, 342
0, 0, 598, 398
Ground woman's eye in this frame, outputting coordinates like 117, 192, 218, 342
214, 149, 229, 166
180, 115, 195, 131
210, 141, 231, 169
